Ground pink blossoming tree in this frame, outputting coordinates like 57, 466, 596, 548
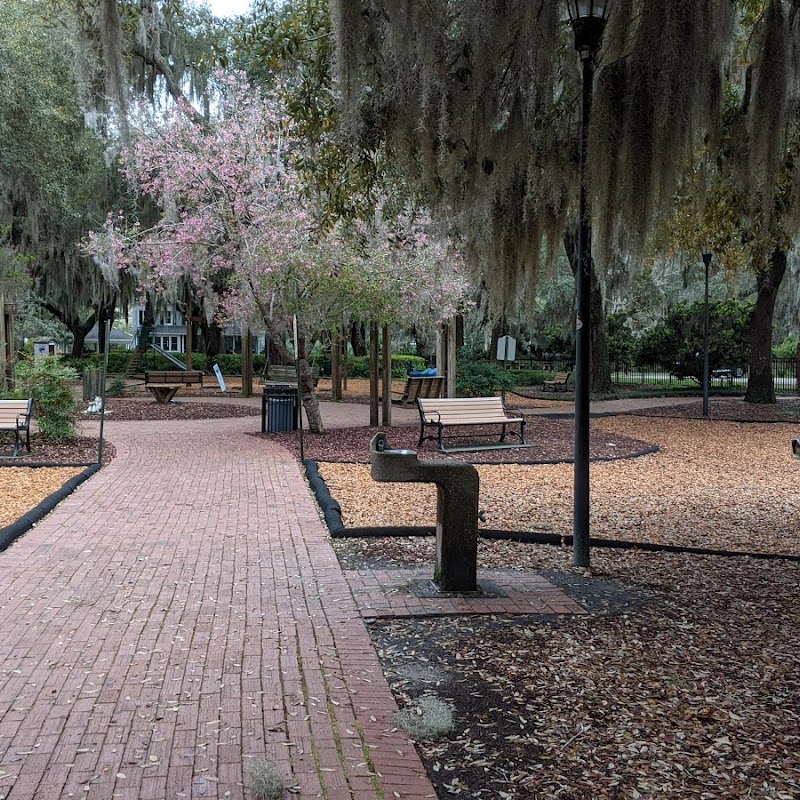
89, 71, 471, 432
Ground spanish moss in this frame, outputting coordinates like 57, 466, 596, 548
331, 0, 736, 313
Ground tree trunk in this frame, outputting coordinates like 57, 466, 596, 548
200, 318, 224, 359
330, 328, 342, 401
241, 329, 253, 398
795, 341, 800, 395
350, 320, 367, 357
589, 274, 613, 394
96, 296, 116, 355
744, 249, 786, 404
369, 321, 379, 426
564, 230, 613, 394
489, 319, 507, 363
297, 332, 324, 434
42, 302, 96, 358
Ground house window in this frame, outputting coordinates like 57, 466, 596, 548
171, 336, 179, 352
164, 308, 173, 325
137, 309, 145, 326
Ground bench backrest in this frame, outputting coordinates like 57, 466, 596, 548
549, 372, 570, 382
0, 399, 32, 427
405, 376, 445, 403
266, 365, 298, 383
418, 396, 510, 423
145, 370, 203, 384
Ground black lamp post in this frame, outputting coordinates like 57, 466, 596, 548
702, 245, 712, 418
567, 0, 608, 568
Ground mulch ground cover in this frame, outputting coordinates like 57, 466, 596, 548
313, 398, 800, 800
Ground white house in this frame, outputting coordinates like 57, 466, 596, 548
131, 303, 187, 352
83, 324, 134, 352
130, 302, 265, 354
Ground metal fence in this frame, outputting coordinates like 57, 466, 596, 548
508, 356, 797, 390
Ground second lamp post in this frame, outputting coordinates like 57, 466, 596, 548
702, 246, 712, 418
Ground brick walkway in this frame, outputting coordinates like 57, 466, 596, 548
344, 568, 586, 620
0, 410, 597, 800
0, 417, 434, 800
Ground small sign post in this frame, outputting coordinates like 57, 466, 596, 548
496, 335, 516, 364
212, 363, 226, 392
496, 335, 516, 404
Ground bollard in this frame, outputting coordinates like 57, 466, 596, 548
369, 432, 479, 592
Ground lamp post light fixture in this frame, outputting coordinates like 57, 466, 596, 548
702, 245, 713, 418
567, 0, 608, 568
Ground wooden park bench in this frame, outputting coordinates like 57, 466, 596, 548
144, 369, 204, 404
262, 364, 319, 387
417, 396, 527, 452
0, 398, 32, 457
393, 375, 446, 407
543, 371, 571, 392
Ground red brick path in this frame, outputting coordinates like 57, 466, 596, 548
0, 418, 435, 800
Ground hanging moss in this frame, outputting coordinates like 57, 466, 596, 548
332, 0, 738, 313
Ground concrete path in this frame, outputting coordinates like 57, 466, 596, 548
0, 416, 434, 800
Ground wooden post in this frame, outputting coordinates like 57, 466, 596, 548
241, 329, 253, 398
369, 321, 379, 426
331, 327, 342, 401
341, 323, 348, 391
184, 285, 193, 370
0, 295, 7, 394
381, 322, 392, 426
447, 317, 457, 399
6, 303, 14, 390
435, 324, 445, 396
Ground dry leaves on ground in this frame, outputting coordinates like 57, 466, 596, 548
0, 435, 113, 530
325, 405, 800, 799
321, 415, 800, 555
366, 545, 799, 800
0, 466, 86, 527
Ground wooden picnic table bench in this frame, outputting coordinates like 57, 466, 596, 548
543, 371, 571, 392
144, 370, 204, 404
393, 375, 446, 407
0, 398, 32, 457
417, 396, 526, 452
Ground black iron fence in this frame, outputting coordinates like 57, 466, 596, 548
507, 356, 797, 390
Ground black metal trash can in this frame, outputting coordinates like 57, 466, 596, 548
261, 384, 298, 433
268, 396, 295, 432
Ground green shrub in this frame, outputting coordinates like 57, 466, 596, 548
391, 354, 426, 376
15, 356, 78, 441
105, 350, 133, 374
62, 354, 102, 375
213, 353, 241, 375
347, 354, 425, 378
456, 357, 516, 397
507, 368, 547, 387
107, 377, 127, 397
774, 336, 799, 359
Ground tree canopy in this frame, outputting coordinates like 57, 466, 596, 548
87, 70, 471, 429
331, 0, 735, 313
0, 0, 130, 354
